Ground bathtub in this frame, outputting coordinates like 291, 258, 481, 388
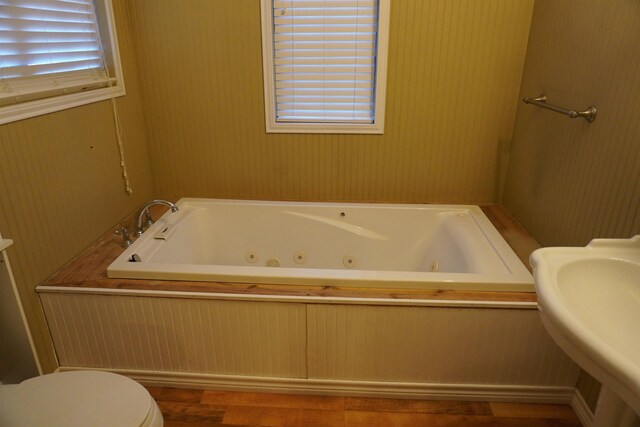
106, 198, 533, 291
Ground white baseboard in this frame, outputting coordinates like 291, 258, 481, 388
571, 388, 595, 427
58, 366, 575, 404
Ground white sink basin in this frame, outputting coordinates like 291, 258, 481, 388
530, 236, 640, 415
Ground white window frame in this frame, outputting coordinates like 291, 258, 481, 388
260, 0, 390, 134
0, 0, 125, 125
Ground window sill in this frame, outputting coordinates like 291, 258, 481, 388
265, 121, 385, 135
0, 85, 125, 125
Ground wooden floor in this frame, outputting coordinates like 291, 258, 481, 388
146, 387, 583, 427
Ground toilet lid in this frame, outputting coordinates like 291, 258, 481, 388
0, 371, 154, 427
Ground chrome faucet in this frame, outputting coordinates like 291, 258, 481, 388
114, 226, 133, 248
135, 199, 179, 237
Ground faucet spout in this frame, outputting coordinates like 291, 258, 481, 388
135, 199, 179, 237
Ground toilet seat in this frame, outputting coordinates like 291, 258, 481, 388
0, 370, 163, 427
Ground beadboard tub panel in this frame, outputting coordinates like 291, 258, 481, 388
41, 292, 579, 392
40, 293, 307, 378
307, 304, 579, 386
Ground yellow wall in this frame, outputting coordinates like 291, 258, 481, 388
129, 0, 534, 203
503, 0, 640, 410
0, 0, 154, 372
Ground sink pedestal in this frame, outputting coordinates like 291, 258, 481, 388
531, 236, 640, 425
594, 387, 640, 427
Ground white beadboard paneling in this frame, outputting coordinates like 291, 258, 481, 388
41, 292, 579, 392
307, 304, 579, 386
41, 294, 307, 378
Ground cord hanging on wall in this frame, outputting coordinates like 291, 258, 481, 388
109, 97, 133, 194
92, 1, 133, 195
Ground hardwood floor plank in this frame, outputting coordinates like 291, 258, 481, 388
221, 406, 346, 427
222, 406, 303, 426
148, 387, 582, 427
345, 397, 492, 415
299, 409, 346, 427
202, 390, 346, 411
164, 422, 211, 427
489, 402, 579, 419
344, 411, 582, 427
157, 401, 226, 424
146, 386, 204, 403
198, 390, 254, 406
165, 422, 223, 427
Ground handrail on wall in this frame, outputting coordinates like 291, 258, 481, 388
523, 94, 597, 122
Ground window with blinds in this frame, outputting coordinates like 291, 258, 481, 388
261, 0, 389, 134
0, 0, 124, 124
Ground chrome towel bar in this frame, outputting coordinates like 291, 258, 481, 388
523, 94, 597, 122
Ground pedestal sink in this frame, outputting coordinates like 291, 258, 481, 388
530, 236, 640, 427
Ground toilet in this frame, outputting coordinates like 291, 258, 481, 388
0, 370, 163, 427
0, 239, 160, 426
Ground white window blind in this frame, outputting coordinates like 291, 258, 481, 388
0, 0, 110, 107
271, 0, 380, 124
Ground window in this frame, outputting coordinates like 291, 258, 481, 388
0, 0, 124, 125
260, 0, 390, 134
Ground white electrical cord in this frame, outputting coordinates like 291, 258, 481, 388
109, 95, 133, 194
91, 1, 133, 195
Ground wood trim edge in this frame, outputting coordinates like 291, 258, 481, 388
571, 388, 594, 427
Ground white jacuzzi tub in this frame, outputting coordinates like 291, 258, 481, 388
107, 198, 533, 291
